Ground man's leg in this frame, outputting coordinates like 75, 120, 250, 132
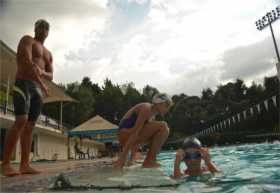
1, 115, 28, 176
19, 87, 42, 174
137, 121, 170, 168
19, 121, 40, 174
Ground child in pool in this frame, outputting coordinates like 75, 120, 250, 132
172, 137, 220, 178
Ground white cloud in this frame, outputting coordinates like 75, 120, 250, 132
221, 37, 279, 81
1, 0, 279, 96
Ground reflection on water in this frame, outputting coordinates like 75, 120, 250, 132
3, 143, 280, 193
46, 143, 280, 193
158, 142, 280, 193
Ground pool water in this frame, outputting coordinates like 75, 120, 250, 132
12, 142, 278, 193
158, 142, 280, 193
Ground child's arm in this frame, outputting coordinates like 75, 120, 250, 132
205, 160, 220, 173
172, 149, 185, 178
199, 148, 220, 173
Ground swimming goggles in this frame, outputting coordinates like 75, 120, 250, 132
183, 151, 201, 161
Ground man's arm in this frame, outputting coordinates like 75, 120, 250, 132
41, 51, 53, 81
17, 36, 36, 74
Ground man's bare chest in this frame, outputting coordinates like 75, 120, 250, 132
32, 42, 50, 67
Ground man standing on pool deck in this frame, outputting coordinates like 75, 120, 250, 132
1, 19, 53, 177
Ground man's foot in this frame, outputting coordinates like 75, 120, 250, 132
19, 166, 41, 175
142, 161, 161, 168
1, 164, 20, 177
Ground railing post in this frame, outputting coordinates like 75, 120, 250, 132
4, 76, 10, 114
67, 135, 70, 160
45, 115, 47, 126
60, 101, 63, 130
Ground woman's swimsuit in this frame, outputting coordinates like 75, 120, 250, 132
119, 111, 149, 130
119, 112, 138, 130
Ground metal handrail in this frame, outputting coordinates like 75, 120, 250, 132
0, 101, 72, 131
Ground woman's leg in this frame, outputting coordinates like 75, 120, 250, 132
136, 121, 169, 168
116, 121, 169, 168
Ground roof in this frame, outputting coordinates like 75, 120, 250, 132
68, 115, 119, 140
0, 40, 76, 103
71, 115, 118, 132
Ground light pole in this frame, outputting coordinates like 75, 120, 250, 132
255, 6, 280, 80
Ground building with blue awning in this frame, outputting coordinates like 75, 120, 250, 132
68, 115, 118, 144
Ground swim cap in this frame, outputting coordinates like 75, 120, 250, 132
152, 93, 173, 105
182, 137, 202, 150
35, 19, 50, 30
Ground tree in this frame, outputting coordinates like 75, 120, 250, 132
121, 82, 143, 108
264, 76, 279, 94
142, 85, 159, 102
42, 75, 278, 145
202, 88, 214, 101
95, 78, 124, 123
246, 81, 264, 102
233, 79, 247, 102
81, 77, 92, 89
65, 84, 95, 126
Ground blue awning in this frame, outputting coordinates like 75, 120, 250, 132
95, 138, 117, 143
68, 128, 118, 137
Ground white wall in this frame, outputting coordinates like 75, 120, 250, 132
11, 130, 102, 162
37, 132, 68, 160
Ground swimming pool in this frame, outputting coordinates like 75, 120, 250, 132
6, 142, 279, 193
158, 142, 280, 193
49, 142, 280, 193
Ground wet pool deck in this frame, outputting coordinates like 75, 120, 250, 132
1, 158, 115, 192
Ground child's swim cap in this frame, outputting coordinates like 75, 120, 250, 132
182, 137, 202, 150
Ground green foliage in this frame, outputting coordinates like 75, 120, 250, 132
264, 76, 279, 94
42, 75, 279, 144
142, 85, 159, 102
0, 90, 12, 104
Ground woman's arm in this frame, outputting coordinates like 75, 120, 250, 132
115, 106, 149, 168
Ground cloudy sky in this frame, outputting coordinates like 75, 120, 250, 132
1, 0, 280, 95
